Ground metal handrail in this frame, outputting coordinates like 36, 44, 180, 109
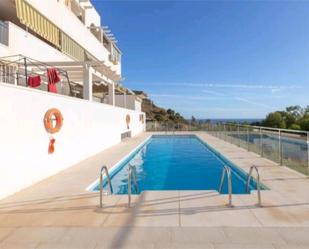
217, 122, 309, 135
99, 165, 113, 208
218, 165, 233, 207
127, 164, 139, 208
246, 165, 262, 206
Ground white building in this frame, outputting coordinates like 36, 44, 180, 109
0, 0, 145, 199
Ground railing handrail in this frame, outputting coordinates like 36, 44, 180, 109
216, 122, 309, 135
0, 55, 69, 75
246, 165, 262, 206
127, 164, 139, 208
218, 165, 233, 207
99, 165, 113, 208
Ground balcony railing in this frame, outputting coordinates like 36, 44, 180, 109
0, 55, 77, 98
0, 21, 8, 46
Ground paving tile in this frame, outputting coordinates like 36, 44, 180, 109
37, 241, 96, 249
179, 191, 261, 227
101, 195, 141, 227
95, 241, 156, 249
222, 227, 286, 244
0, 228, 15, 242
0, 242, 39, 249
154, 241, 214, 249
55, 228, 103, 249
214, 243, 275, 249
172, 227, 226, 244
103, 191, 180, 227
132, 191, 180, 227
2, 227, 67, 244
274, 244, 309, 249
278, 228, 309, 245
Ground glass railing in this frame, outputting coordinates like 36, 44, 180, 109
207, 123, 309, 176
145, 121, 309, 176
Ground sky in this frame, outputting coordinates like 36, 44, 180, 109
92, 0, 309, 119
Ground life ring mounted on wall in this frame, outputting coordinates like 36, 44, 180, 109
44, 108, 63, 154
44, 108, 63, 134
126, 114, 131, 129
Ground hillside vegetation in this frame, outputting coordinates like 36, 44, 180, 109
254, 105, 309, 131
142, 99, 187, 124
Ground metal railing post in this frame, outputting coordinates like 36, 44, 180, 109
237, 125, 241, 147
307, 133, 309, 175
247, 127, 250, 151
260, 127, 263, 157
15, 66, 19, 86
279, 130, 282, 165
23, 57, 27, 86
128, 168, 132, 207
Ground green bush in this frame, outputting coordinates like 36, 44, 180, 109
289, 124, 301, 130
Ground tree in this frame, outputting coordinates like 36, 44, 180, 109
191, 116, 197, 126
289, 124, 301, 130
286, 105, 303, 118
263, 112, 286, 128
284, 112, 297, 129
154, 114, 164, 122
299, 118, 309, 131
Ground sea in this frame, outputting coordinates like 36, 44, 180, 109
197, 119, 263, 124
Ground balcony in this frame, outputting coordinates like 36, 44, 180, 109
64, 0, 85, 24
0, 21, 8, 46
109, 54, 119, 65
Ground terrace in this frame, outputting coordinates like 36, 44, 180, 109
0, 55, 140, 111
0, 131, 308, 248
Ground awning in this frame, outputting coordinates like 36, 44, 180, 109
15, 0, 60, 48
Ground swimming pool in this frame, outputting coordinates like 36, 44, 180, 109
93, 135, 265, 194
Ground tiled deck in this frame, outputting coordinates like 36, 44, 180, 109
0, 132, 309, 248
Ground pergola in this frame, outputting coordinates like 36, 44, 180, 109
45, 60, 122, 105
0, 55, 140, 109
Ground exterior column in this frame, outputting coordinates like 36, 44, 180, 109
83, 65, 93, 101
108, 82, 115, 106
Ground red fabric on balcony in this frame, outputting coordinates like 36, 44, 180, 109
27, 75, 41, 88
47, 68, 61, 93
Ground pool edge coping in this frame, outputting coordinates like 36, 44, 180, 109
87, 133, 268, 193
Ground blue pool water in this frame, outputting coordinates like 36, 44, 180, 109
94, 135, 265, 194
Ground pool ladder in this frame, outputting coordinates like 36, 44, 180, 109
246, 165, 262, 206
218, 165, 262, 207
218, 166, 233, 207
128, 164, 139, 208
99, 166, 113, 208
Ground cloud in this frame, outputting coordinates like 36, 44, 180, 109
150, 92, 270, 109
136, 81, 301, 91
181, 82, 300, 91
202, 89, 269, 108
149, 93, 220, 100
234, 97, 269, 108
202, 90, 226, 97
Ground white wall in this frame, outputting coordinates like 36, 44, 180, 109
0, 83, 145, 199
110, 95, 141, 111
0, 43, 9, 57
83, 6, 101, 27
5, 22, 72, 62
